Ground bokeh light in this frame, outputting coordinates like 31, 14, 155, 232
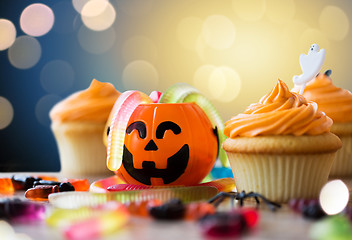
232, 0, 266, 22
177, 17, 203, 50
299, 28, 330, 51
122, 36, 158, 63
81, 0, 116, 31
202, 15, 236, 50
78, 25, 116, 54
35, 95, 62, 127
319, 180, 349, 215
20, 3, 55, 37
0, 19, 16, 51
40, 60, 75, 94
193, 65, 216, 98
8, 36, 41, 69
0, 97, 14, 130
72, 0, 105, 13
122, 60, 159, 93
319, 6, 349, 41
53, 1, 78, 34
265, 0, 295, 25
209, 67, 241, 102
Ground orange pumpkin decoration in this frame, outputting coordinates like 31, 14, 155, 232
116, 103, 218, 186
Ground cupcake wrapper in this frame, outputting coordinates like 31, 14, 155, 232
52, 123, 111, 177
226, 152, 336, 203
329, 135, 352, 178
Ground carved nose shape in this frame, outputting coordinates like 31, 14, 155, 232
144, 139, 158, 151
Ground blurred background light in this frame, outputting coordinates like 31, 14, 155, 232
78, 25, 116, 54
0, 19, 16, 51
0, 97, 14, 130
122, 60, 159, 93
81, 0, 116, 31
177, 17, 203, 50
8, 36, 41, 69
122, 36, 158, 63
20, 3, 55, 37
232, 0, 266, 22
35, 95, 62, 127
209, 67, 241, 102
117, 0, 154, 16
40, 60, 75, 94
319, 6, 349, 41
319, 180, 349, 215
265, 0, 295, 25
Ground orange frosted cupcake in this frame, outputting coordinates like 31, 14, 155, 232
296, 71, 352, 177
50, 79, 120, 176
223, 80, 341, 202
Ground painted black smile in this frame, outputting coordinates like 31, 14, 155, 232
122, 144, 189, 185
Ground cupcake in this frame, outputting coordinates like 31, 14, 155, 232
50, 79, 120, 176
223, 80, 341, 202
295, 70, 352, 178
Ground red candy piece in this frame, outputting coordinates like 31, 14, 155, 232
0, 178, 15, 193
25, 185, 59, 201
240, 208, 259, 228
65, 179, 90, 191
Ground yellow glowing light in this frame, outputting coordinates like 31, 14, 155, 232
0, 97, 14, 130
209, 67, 241, 102
265, 0, 295, 25
319, 180, 349, 215
122, 36, 158, 63
232, 0, 266, 22
122, 60, 159, 93
195, 35, 207, 61
72, 0, 107, 13
20, 3, 54, 37
281, 20, 309, 46
0, 19, 16, 51
8, 36, 41, 69
202, 15, 236, 50
193, 65, 216, 99
118, 0, 154, 16
299, 28, 330, 51
81, 0, 116, 31
77, 25, 116, 54
319, 6, 349, 41
177, 17, 203, 50
40, 60, 75, 94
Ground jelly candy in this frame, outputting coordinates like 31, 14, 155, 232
289, 198, 326, 220
25, 185, 59, 201
0, 178, 14, 193
46, 202, 129, 240
34, 180, 75, 192
125, 199, 162, 217
59, 182, 75, 192
11, 175, 41, 190
33, 180, 61, 187
35, 175, 58, 181
0, 198, 45, 222
149, 199, 186, 220
184, 202, 216, 221
65, 179, 90, 192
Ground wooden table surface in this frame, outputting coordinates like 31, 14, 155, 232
1, 173, 351, 240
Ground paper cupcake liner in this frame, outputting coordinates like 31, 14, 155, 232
329, 135, 352, 178
52, 122, 111, 177
226, 152, 336, 203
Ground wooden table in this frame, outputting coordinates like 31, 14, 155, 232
1, 173, 351, 240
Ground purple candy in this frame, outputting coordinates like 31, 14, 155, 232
0, 198, 46, 222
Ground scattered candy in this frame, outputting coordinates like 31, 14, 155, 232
65, 179, 90, 192
310, 215, 352, 240
33, 180, 61, 187
0, 220, 33, 240
25, 185, 59, 201
184, 202, 216, 221
46, 202, 129, 240
125, 199, 162, 217
11, 175, 41, 190
149, 199, 186, 220
0, 178, 15, 193
35, 175, 58, 181
198, 208, 259, 238
0, 198, 45, 222
289, 199, 326, 220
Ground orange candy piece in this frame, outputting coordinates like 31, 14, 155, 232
65, 179, 90, 191
25, 185, 59, 201
0, 178, 15, 193
36, 175, 59, 181
126, 199, 162, 217
185, 202, 216, 220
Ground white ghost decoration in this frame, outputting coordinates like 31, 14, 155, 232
293, 44, 326, 94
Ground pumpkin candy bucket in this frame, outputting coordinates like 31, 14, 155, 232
104, 85, 227, 186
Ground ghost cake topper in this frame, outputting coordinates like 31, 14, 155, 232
293, 43, 326, 94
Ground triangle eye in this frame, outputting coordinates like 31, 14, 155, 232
156, 121, 181, 139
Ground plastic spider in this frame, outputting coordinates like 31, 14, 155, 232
208, 191, 281, 212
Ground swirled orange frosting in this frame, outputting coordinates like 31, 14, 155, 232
298, 73, 352, 123
50, 79, 121, 123
224, 80, 332, 138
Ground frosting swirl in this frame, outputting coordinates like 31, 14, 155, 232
298, 73, 352, 123
224, 80, 332, 137
50, 79, 121, 123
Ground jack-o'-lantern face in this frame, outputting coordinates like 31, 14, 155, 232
117, 103, 218, 186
